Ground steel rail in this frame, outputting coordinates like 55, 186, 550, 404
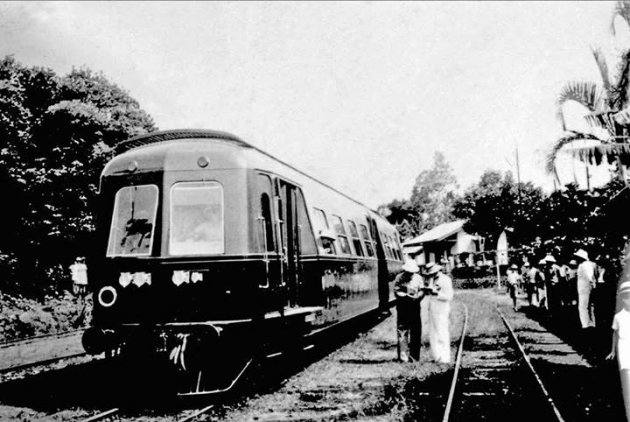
80, 407, 120, 422
441, 303, 469, 422
0, 351, 89, 375
0, 329, 84, 349
497, 307, 566, 422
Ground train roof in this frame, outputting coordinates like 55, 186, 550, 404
107, 129, 382, 215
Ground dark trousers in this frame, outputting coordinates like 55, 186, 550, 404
396, 297, 421, 362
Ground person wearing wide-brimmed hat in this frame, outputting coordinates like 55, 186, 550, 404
542, 255, 563, 313
423, 263, 454, 363
575, 249, 596, 329
506, 264, 521, 311
607, 281, 630, 421
394, 260, 424, 362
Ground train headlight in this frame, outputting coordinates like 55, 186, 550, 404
98, 286, 118, 308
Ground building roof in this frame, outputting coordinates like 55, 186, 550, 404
403, 220, 466, 246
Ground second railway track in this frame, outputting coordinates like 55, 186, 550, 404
442, 306, 565, 422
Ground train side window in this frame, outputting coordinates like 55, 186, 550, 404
347, 220, 364, 257
169, 182, 224, 256
107, 184, 159, 257
359, 224, 375, 257
260, 193, 275, 252
381, 231, 392, 259
332, 215, 352, 255
296, 190, 317, 255
313, 208, 336, 254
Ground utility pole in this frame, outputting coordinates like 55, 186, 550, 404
515, 146, 522, 219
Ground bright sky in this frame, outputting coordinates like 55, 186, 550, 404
0, 1, 626, 207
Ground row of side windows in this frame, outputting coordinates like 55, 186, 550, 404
380, 230, 403, 261
312, 207, 382, 258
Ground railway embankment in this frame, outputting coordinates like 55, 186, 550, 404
0, 291, 90, 343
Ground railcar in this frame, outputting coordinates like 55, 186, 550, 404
82, 129, 403, 395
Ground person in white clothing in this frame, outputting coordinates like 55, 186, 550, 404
607, 281, 630, 421
575, 249, 596, 329
424, 263, 454, 364
70, 256, 88, 295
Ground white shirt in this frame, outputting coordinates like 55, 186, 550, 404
70, 263, 88, 285
613, 309, 630, 370
613, 309, 630, 341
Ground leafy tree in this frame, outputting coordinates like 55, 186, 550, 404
452, 170, 545, 248
380, 152, 458, 238
0, 56, 156, 295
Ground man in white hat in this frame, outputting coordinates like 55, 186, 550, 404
575, 249, 596, 329
423, 263, 454, 363
394, 260, 424, 362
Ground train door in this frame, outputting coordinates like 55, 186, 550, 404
275, 179, 302, 308
255, 173, 284, 314
367, 216, 389, 308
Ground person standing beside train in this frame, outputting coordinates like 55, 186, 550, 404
607, 281, 630, 421
394, 261, 424, 362
424, 263, 454, 364
575, 249, 597, 329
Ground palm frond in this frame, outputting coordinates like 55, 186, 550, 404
545, 131, 604, 174
571, 142, 630, 168
611, 49, 630, 110
584, 110, 618, 134
612, 1, 630, 36
592, 47, 612, 94
556, 82, 606, 128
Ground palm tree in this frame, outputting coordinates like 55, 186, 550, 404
547, 2, 630, 186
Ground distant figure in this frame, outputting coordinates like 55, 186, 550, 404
424, 263, 454, 363
394, 260, 424, 362
70, 256, 88, 295
522, 262, 535, 306
575, 249, 596, 329
607, 282, 630, 421
565, 259, 579, 306
506, 264, 521, 311
536, 259, 548, 310
543, 255, 563, 312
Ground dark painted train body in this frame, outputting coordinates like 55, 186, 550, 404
83, 129, 403, 395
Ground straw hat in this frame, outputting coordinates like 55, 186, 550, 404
402, 260, 420, 273
569, 259, 578, 267
423, 263, 442, 276
574, 249, 589, 261
619, 281, 630, 293
510, 264, 518, 270
544, 255, 556, 263
523, 262, 531, 267
538, 259, 547, 266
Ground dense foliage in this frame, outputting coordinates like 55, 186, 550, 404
0, 56, 156, 296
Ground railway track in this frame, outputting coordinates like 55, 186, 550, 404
441, 306, 566, 422
0, 329, 84, 350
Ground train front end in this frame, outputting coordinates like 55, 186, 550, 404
82, 132, 269, 395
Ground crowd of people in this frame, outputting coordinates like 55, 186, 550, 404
504, 248, 617, 331
393, 260, 454, 364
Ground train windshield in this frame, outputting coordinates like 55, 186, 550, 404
169, 182, 224, 256
107, 185, 159, 257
